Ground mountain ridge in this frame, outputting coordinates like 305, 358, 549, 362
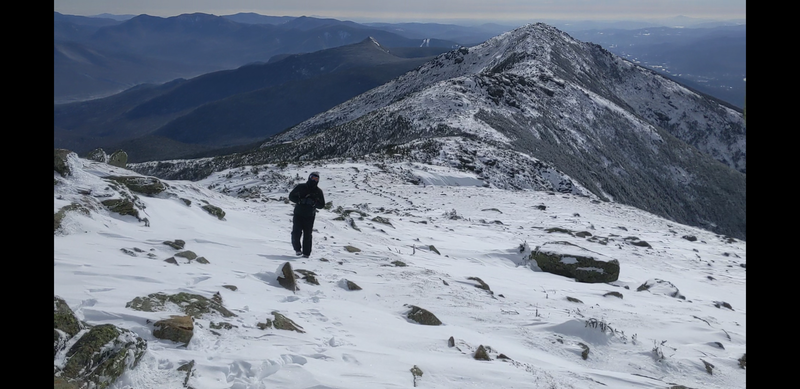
130, 23, 745, 241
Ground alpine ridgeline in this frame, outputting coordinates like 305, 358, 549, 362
132, 23, 746, 240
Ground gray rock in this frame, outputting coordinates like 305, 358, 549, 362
54, 149, 73, 177
108, 150, 128, 168
530, 241, 619, 283
406, 305, 442, 326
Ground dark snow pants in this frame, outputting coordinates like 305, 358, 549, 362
291, 214, 316, 256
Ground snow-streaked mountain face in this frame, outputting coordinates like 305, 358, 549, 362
130, 23, 745, 240
55, 153, 747, 389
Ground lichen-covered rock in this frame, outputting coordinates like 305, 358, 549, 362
163, 239, 186, 249
54, 149, 73, 177
474, 345, 491, 361
344, 245, 361, 253
86, 148, 108, 163
54, 296, 84, 357
106, 175, 166, 196
58, 323, 146, 389
54, 203, 91, 232
175, 250, 198, 260
153, 315, 194, 344
108, 150, 128, 168
406, 305, 442, 326
202, 204, 226, 220
530, 241, 619, 283
270, 311, 305, 333
101, 198, 140, 220
126, 292, 236, 318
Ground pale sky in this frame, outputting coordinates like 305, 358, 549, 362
54, 0, 746, 24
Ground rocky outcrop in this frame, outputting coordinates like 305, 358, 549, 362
126, 292, 237, 318
530, 241, 619, 283
106, 175, 167, 196
54, 296, 147, 389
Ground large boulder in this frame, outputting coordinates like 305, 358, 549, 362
108, 150, 128, 168
54, 296, 147, 389
86, 148, 108, 163
529, 241, 620, 283
153, 315, 194, 344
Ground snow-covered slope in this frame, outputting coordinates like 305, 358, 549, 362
55, 153, 746, 389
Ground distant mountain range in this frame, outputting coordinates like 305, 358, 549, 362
54, 37, 448, 162
53, 12, 468, 104
129, 23, 745, 242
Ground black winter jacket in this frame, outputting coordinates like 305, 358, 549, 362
289, 181, 325, 217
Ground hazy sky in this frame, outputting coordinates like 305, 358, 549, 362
54, 0, 746, 24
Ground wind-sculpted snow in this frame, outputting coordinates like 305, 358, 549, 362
56, 154, 747, 389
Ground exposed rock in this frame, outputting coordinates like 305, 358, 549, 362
406, 305, 442, 326
530, 241, 620, 283
106, 175, 166, 196
277, 262, 298, 292
682, 235, 698, 242
153, 315, 194, 344
566, 296, 583, 303
341, 279, 362, 290
579, 343, 590, 360
428, 245, 441, 255
54, 296, 84, 357
738, 353, 746, 369
57, 323, 146, 389
448, 336, 455, 347
295, 269, 320, 285
467, 277, 493, 295
392, 260, 407, 267
713, 301, 734, 310
474, 345, 491, 361
54, 203, 90, 232
196, 256, 210, 264
372, 216, 394, 227
86, 148, 108, 163
163, 239, 186, 249
270, 311, 305, 333
54, 149, 72, 177
101, 198, 140, 220
201, 204, 226, 220
177, 360, 195, 387
636, 278, 685, 300
108, 150, 128, 168
603, 291, 623, 299
175, 250, 198, 260
126, 292, 237, 318
344, 245, 361, 253
222, 285, 238, 291
701, 359, 714, 375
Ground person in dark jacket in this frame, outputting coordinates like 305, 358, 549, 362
288, 171, 325, 257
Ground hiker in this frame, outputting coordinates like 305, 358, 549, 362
288, 171, 325, 258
